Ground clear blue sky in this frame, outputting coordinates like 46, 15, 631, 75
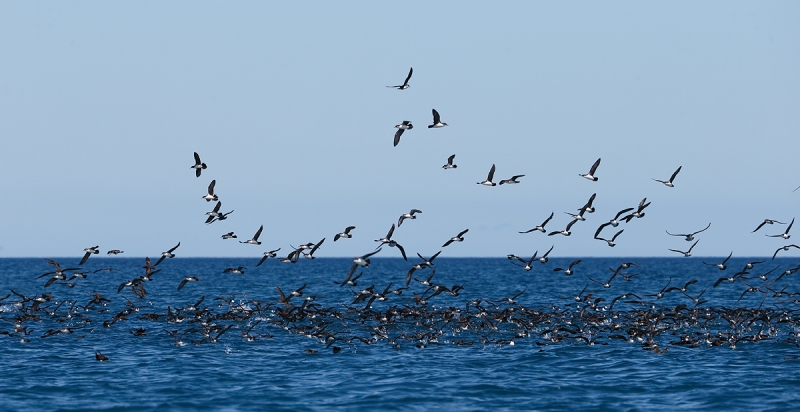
1, 2, 798, 259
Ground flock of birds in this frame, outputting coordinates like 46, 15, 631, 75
4, 67, 800, 360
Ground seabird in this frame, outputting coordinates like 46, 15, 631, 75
594, 224, 624, 247
666, 222, 711, 241
398, 209, 422, 227
509, 252, 537, 271
653, 166, 682, 187
428, 109, 447, 128
554, 260, 582, 276
477, 164, 496, 186
538, 245, 554, 263
766, 218, 794, 239
443, 229, 468, 247
669, 240, 699, 257
177, 276, 199, 290
579, 158, 601, 181
581, 193, 597, 214
155, 242, 180, 266
303, 238, 325, 259
703, 251, 733, 270
609, 208, 634, 227
393, 121, 413, 147
240, 225, 264, 245
80, 246, 100, 265
520, 212, 554, 234
442, 154, 457, 169
106, 249, 123, 255
548, 219, 577, 236
752, 219, 786, 233
499, 175, 524, 185
191, 152, 207, 178
622, 198, 651, 222
221, 232, 237, 240
772, 244, 800, 260
256, 248, 281, 266
95, 351, 109, 361
342, 248, 382, 286
334, 226, 356, 241
223, 267, 246, 274
386, 67, 412, 90
202, 180, 218, 202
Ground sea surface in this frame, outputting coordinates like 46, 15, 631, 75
1, 257, 799, 411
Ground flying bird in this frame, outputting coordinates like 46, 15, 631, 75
653, 166, 682, 187
766, 218, 794, 239
334, 226, 356, 241
191, 152, 207, 177
428, 109, 447, 128
386, 67, 412, 90
666, 222, 711, 241
240, 225, 264, 245
579, 158, 601, 181
202, 180, 218, 202
443, 229, 469, 247
499, 175, 524, 185
703, 251, 733, 270
393, 121, 413, 147
752, 219, 786, 233
520, 212, 554, 234
256, 249, 281, 267
79, 246, 100, 266
442, 154, 457, 169
477, 164, 496, 186
398, 209, 422, 227
669, 240, 699, 257
155, 242, 181, 266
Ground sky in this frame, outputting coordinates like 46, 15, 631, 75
1, 2, 799, 259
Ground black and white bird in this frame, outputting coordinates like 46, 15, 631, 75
752, 219, 786, 233
107, 249, 123, 255
303, 238, 325, 259
386, 67, 412, 90
520, 212, 554, 234
240, 225, 264, 245
477, 164, 496, 186
594, 223, 624, 247
398, 209, 422, 227
428, 109, 447, 128
669, 239, 699, 257
772, 244, 800, 260
554, 259, 582, 276
609, 208, 634, 227
579, 158, 601, 181
442, 154, 457, 169
374, 224, 407, 260
223, 266, 245, 274
548, 219, 577, 237
202, 180, 218, 202
443, 229, 469, 247
342, 249, 382, 286
334, 226, 356, 241
221, 232, 237, 240
80, 246, 100, 266
666, 222, 711, 241
766, 218, 794, 239
703, 251, 733, 270
622, 198, 651, 222
653, 166, 682, 187
155, 242, 180, 266
256, 248, 281, 267
499, 175, 524, 185
393, 121, 413, 147
191, 152, 207, 178
538, 245, 554, 263
509, 252, 538, 271
581, 193, 597, 214
177, 276, 199, 291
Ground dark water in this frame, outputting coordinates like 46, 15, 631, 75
2, 257, 800, 411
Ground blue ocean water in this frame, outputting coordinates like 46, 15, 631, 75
1, 257, 799, 411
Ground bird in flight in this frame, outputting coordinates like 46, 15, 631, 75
191, 152, 207, 178
386, 67, 412, 90
579, 158, 601, 181
393, 121, 413, 147
653, 166, 682, 187
428, 109, 447, 128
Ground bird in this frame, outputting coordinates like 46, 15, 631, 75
240, 225, 263, 245
386, 67, 412, 90
221, 232, 237, 240
204, 201, 223, 223
565, 201, 591, 221
303, 238, 325, 259
256, 248, 281, 267
752, 219, 786, 233
106, 250, 123, 255
342, 249, 382, 286
588, 267, 621, 289
223, 267, 245, 274
538, 245, 554, 263
443, 229, 469, 247
772, 244, 800, 260
579, 158, 601, 181
499, 175, 524, 185
608, 208, 634, 227
703, 251, 733, 270
554, 260, 582, 276
766, 218, 794, 239
653, 166, 682, 187
477, 164, 496, 186
581, 193, 597, 214
669, 240, 699, 257
622, 198, 651, 222
79, 246, 100, 265
428, 109, 447, 128
191, 152, 207, 177
334, 226, 356, 241
548, 219, 577, 236
520, 212, 554, 234
95, 351, 109, 361
155, 242, 180, 266
202, 180, 218, 202
595, 225, 624, 247
393, 121, 413, 147
442, 154, 457, 169
177, 276, 199, 291
666, 222, 711, 241
509, 252, 537, 271
373, 225, 407, 260
398, 209, 422, 227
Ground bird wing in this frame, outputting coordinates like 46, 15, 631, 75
432, 109, 440, 124
589, 158, 601, 174
194, 152, 201, 164
670, 166, 682, 182
487, 164, 496, 181
394, 128, 404, 146
169, 242, 181, 253
403, 67, 413, 86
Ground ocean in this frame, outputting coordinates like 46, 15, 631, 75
1, 257, 799, 411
